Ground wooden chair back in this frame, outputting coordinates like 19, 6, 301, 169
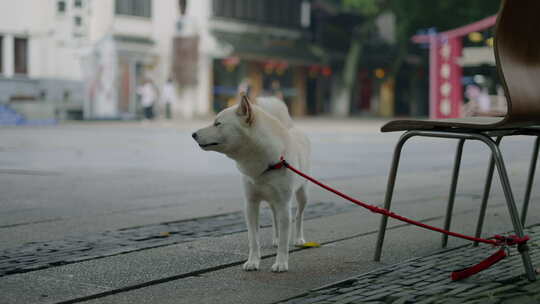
495, 0, 540, 125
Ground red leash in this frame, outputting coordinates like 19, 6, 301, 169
272, 157, 530, 280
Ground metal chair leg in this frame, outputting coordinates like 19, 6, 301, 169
475, 136, 503, 247
483, 135, 537, 282
442, 139, 465, 248
521, 135, 540, 225
373, 131, 415, 262
373, 130, 535, 281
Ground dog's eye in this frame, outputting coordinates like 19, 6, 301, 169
214, 121, 221, 127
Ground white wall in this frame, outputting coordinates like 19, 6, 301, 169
0, 0, 48, 34
88, 0, 115, 43
1, 0, 180, 84
114, 17, 153, 38
0, 0, 94, 81
0, 0, 184, 118
0, 0, 51, 78
176, 0, 214, 116
151, 0, 180, 85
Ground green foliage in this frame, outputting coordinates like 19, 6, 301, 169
328, 0, 501, 42
390, 0, 501, 41
324, 0, 503, 89
342, 0, 382, 16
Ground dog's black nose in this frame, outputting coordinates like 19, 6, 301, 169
192, 133, 198, 140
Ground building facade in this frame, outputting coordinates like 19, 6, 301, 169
0, 0, 355, 120
0, 0, 180, 120
175, 0, 332, 118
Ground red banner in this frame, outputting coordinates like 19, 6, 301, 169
431, 37, 462, 119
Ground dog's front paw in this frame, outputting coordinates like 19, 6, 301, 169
243, 259, 260, 271
271, 261, 288, 272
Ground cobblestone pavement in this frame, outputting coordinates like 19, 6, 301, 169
0, 201, 356, 277
278, 224, 540, 304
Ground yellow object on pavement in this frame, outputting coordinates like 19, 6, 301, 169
296, 242, 321, 248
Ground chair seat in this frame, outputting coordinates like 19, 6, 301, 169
381, 116, 515, 133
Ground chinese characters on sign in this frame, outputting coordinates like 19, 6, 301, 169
433, 37, 463, 119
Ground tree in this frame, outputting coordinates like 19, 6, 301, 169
324, 0, 500, 116
326, 0, 387, 116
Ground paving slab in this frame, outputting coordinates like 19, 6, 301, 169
1, 140, 539, 304
1, 191, 539, 304
277, 224, 540, 304
0, 275, 108, 304
5, 160, 532, 279
74, 210, 538, 304
0, 244, 245, 304
83, 276, 304, 304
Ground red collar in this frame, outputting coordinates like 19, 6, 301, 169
262, 156, 287, 175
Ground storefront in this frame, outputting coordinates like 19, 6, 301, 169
211, 30, 330, 117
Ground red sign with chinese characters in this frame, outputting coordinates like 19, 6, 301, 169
413, 15, 497, 119
433, 37, 463, 119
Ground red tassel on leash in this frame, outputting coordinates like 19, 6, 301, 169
451, 249, 507, 281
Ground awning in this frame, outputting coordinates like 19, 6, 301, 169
114, 35, 154, 45
212, 30, 324, 65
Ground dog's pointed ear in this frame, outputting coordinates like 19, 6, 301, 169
236, 92, 254, 125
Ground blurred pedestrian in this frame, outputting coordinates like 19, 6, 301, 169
463, 84, 481, 117
477, 87, 491, 114
464, 84, 493, 117
137, 78, 157, 120
161, 78, 177, 119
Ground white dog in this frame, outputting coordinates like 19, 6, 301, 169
192, 94, 311, 272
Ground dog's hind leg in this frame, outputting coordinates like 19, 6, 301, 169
293, 186, 307, 246
271, 200, 291, 272
269, 203, 279, 247
243, 198, 261, 271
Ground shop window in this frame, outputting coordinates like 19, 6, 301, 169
14, 38, 28, 75
212, 0, 301, 28
74, 16, 82, 26
57, 0, 66, 13
115, 0, 152, 18
74, 0, 83, 8
179, 0, 187, 15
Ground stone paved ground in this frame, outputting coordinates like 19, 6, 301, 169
0, 201, 356, 277
277, 224, 540, 304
